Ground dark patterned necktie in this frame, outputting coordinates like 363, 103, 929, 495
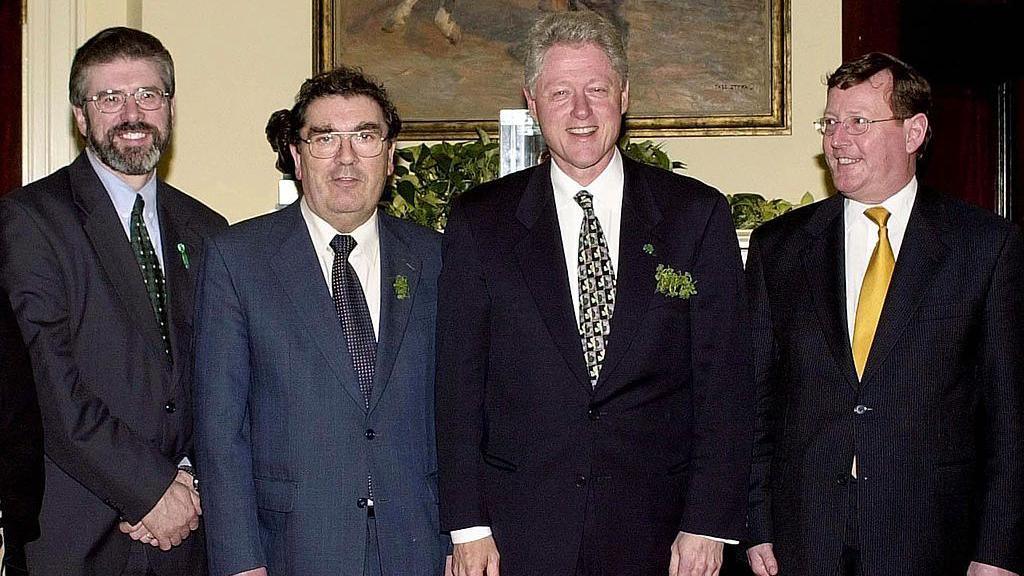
330, 235, 377, 408
130, 194, 170, 360
575, 190, 616, 387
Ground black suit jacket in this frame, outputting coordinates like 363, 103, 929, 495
436, 156, 752, 575
0, 285, 43, 557
0, 153, 227, 576
746, 189, 1024, 575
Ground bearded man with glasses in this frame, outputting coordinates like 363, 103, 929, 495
0, 27, 227, 576
193, 66, 450, 576
745, 52, 1024, 576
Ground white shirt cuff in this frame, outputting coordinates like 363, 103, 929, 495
451, 526, 492, 544
691, 532, 739, 545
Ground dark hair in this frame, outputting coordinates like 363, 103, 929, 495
827, 52, 932, 156
265, 67, 401, 176
69, 27, 174, 106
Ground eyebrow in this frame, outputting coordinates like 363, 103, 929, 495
306, 121, 384, 134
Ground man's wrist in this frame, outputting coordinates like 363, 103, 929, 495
176, 464, 199, 492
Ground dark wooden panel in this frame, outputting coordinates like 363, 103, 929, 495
0, 0, 21, 196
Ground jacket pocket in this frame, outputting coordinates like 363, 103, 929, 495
482, 452, 518, 472
254, 477, 297, 512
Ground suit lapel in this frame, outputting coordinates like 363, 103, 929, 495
801, 195, 859, 390
268, 203, 365, 409
513, 165, 591, 393
159, 186, 201, 391
71, 155, 169, 367
369, 214, 421, 413
595, 159, 662, 390
860, 191, 948, 384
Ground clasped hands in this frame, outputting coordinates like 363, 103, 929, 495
118, 470, 201, 551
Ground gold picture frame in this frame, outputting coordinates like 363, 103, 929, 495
315, 0, 790, 139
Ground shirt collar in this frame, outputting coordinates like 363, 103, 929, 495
86, 147, 158, 221
300, 197, 380, 259
843, 176, 918, 226
549, 148, 624, 201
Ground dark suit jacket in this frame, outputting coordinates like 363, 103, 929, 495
194, 204, 448, 576
0, 285, 44, 558
435, 156, 752, 575
0, 153, 227, 576
746, 189, 1024, 576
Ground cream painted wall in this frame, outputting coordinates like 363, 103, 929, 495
69, 0, 839, 222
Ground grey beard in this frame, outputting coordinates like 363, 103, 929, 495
87, 119, 170, 176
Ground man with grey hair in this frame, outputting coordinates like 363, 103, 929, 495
0, 26, 226, 575
436, 11, 752, 576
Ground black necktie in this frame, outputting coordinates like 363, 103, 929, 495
130, 194, 171, 360
575, 190, 616, 387
330, 235, 377, 409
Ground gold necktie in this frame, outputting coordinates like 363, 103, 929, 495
852, 207, 895, 379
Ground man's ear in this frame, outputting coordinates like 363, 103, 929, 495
620, 80, 629, 114
73, 106, 88, 139
290, 143, 303, 181
904, 112, 928, 155
524, 86, 537, 118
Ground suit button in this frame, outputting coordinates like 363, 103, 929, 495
365, 429, 376, 439
587, 408, 600, 421
357, 498, 368, 508
835, 473, 848, 485
853, 404, 872, 415
575, 474, 587, 487
164, 401, 176, 413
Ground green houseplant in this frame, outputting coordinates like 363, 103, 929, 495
380, 132, 810, 231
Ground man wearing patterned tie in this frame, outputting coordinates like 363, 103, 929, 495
745, 52, 1024, 576
0, 27, 227, 575
193, 67, 450, 576
435, 11, 751, 576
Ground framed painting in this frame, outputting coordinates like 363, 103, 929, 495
314, 0, 790, 139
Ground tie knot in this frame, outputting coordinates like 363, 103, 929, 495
574, 190, 594, 213
330, 234, 358, 259
864, 206, 890, 229
132, 194, 145, 217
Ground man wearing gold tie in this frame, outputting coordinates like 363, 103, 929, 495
744, 52, 1024, 576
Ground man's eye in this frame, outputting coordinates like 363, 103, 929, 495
851, 117, 869, 126
138, 90, 157, 101
315, 134, 336, 145
355, 132, 375, 142
101, 93, 123, 104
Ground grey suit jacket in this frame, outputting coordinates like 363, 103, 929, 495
0, 153, 227, 575
194, 203, 447, 576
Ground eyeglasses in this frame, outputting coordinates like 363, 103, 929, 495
83, 88, 171, 114
300, 130, 387, 159
814, 116, 901, 136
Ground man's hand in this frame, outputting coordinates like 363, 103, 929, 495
119, 471, 202, 549
445, 554, 455, 576
746, 543, 779, 576
967, 561, 1019, 576
131, 471, 201, 550
452, 536, 500, 576
669, 532, 724, 576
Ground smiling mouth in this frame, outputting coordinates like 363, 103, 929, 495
835, 157, 860, 165
566, 126, 598, 136
117, 131, 151, 141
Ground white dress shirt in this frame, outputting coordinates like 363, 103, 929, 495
300, 198, 382, 338
843, 178, 917, 344
87, 148, 163, 268
451, 151, 733, 546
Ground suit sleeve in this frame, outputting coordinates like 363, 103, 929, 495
679, 194, 754, 541
435, 200, 492, 531
0, 199, 176, 523
972, 226, 1024, 573
192, 236, 265, 576
744, 231, 780, 546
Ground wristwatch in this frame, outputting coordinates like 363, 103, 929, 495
177, 464, 200, 492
